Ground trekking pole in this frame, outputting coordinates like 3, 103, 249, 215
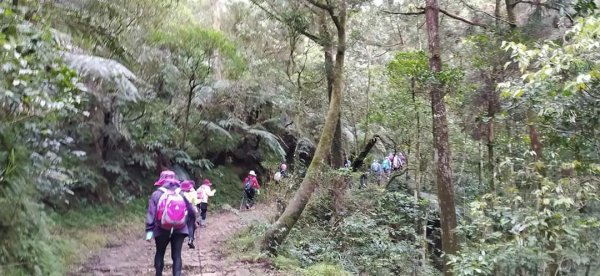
239, 190, 245, 211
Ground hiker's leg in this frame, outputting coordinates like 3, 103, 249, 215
186, 217, 195, 243
154, 233, 170, 276
200, 202, 208, 220
244, 189, 252, 208
248, 189, 256, 206
170, 233, 186, 276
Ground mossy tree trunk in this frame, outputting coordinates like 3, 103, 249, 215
425, 0, 459, 274
261, 0, 347, 253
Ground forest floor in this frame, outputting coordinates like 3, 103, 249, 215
70, 203, 281, 276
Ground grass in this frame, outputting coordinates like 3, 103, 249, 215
49, 198, 147, 274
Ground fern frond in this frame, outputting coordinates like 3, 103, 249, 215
198, 120, 232, 140
218, 117, 248, 130
247, 128, 286, 159
61, 52, 141, 102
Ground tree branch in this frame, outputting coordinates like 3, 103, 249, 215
458, 0, 513, 25
305, 0, 342, 31
250, 0, 324, 45
382, 10, 426, 16
512, 0, 558, 10
384, 7, 486, 29
512, 0, 573, 23
439, 8, 487, 29
305, 0, 334, 11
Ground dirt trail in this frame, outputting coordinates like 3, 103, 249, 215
72, 204, 279, 276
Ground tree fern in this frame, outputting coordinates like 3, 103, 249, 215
198, 120, 232, 140
61, 52, 141, 103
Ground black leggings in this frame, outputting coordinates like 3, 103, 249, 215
200, 202, 208, 220
154, 232, 186, 276
245, 188, 256, 206
187, 217, 196, 242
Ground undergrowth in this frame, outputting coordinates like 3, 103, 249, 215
49, 199, 146, 275
227, 181, 440, 276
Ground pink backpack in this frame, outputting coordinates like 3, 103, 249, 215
156, 187, 188, 231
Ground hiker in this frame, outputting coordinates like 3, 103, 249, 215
393, 153, 402, 170
145, 174, 197, 276
154, 170, 176, 187
370, 159, 383, 184
382, 157, 392, 179
242, 170, 261, 209
197, 179, 216, 227
180, 180, 200, 249
274, 163, 287, 182
399, 152, 406, 167
279, 163, 288, 178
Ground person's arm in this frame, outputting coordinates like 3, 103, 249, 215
145, 191, 160, 236
184, 196, 198, 218
253, 178, 261, 189
206, 186, 216, 196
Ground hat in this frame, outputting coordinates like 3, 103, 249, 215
202, 179, 212, 186
181, 180, 194, 192
281, 164, 287, 171
156, 178, 180, 187
249, 170, 257, 176
154, 170, 176, 186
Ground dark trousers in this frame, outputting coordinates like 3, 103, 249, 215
245, 188, 256, 207
154, 232, 186, 276
186, 216, 196, 242
200, 202, 208, 220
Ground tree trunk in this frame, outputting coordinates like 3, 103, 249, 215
261, 1, 346, 253
495, 0, 503, 26
425, 0, 458, 275
182, 82, 195, 148
527, 108, 542, 161
412, 77, 421, 202
411, 77, 425, 264
505, 0, 517, 28
321, 13, 344, 169
351, 135, 380, 172
211, 0, 223, 80
486, 76, 497, 195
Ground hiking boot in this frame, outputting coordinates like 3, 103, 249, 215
200, 219, 206, 227
245, 203, 250, 209
188, 241, 195, 249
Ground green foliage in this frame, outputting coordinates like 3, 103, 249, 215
149, 25, 246, 78
275, 186, 439, 275
0, 3, 84, 274
449, 169, 599, 275
302, 263, 351, 276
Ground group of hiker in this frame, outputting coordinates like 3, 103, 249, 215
370, 152, 406, 184
144, 170, 261, 276
143, 154, 402, 276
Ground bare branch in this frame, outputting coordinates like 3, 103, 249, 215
250, 0, 324, 45
384, 7, 486, 29
382, 9, 426, 16
305, 0, 334, 11
439, 8, 487, 29
458, 0, 513, 25
512, 0, 559, 10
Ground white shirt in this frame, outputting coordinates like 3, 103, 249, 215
197, 184, 216, 203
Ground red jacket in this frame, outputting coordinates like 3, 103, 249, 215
242, 175, 260, 189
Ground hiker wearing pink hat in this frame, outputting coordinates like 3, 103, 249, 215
145, 173, 196, 276
180, 180, 200, 249
197, 179, 216, 227
154, 170, 177, 187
